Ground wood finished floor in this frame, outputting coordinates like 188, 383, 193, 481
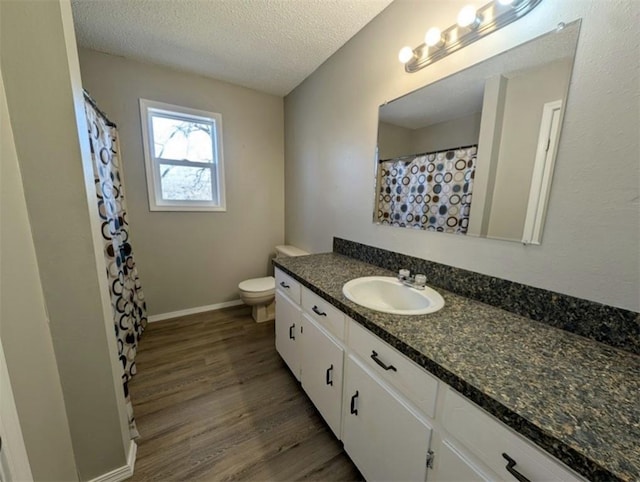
129, 306, 362, 481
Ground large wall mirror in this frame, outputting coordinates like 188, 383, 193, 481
374, 21, 581, 244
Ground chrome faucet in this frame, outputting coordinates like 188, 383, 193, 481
397, 269, 427, 290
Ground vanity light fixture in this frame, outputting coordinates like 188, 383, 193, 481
457, 5, 482, 29
425, 27, 446, 48
398, 46, 416, 64
400, 0, 543, 73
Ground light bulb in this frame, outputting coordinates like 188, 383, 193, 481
398, 46, 415, 64
457, 5, 482, 28
425, 27, 445, 48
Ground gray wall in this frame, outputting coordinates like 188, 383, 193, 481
487, 59, 573, 240
411, 112, 481, 155
1, 1, 130, 479
78, 49, 285, 316
0, 69, 78, 482
378, 112, 481, 160
284, 0, 640, 312
377, 121, 413, 159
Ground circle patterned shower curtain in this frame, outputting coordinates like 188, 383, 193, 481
84, 92, 148, 439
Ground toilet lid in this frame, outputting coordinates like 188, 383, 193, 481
238, 276, 275, 292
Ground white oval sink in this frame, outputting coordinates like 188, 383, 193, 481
342, 276, 445, 315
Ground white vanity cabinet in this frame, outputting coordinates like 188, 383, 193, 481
274, 271, 302, 381
299, 283, 347, 437
299, 313, 344, 437
275, 268, 346, 435
343, 354, 433, 482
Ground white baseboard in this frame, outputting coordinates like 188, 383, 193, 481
147, 299, 245, 323
88, 440, 136, 482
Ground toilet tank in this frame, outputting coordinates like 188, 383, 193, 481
275, 245, 308, 258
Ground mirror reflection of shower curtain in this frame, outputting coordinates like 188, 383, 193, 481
84, 93, 147, 439
376, 146, 476, 234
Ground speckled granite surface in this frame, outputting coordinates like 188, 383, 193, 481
334, 237, 640, 355
274, 253, 640, 482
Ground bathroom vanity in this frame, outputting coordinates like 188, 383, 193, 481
273, 253, 639, 482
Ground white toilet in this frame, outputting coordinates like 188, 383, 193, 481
238, 245, 308, 323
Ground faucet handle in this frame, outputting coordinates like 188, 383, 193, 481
398, 269, 410, 280
414, 274, 427, 287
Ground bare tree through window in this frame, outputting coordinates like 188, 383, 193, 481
141, 99, 225, 211
152, 117, 215, 201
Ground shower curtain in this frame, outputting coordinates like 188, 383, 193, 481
377, 145, 477, 234
84, 92, 147, 438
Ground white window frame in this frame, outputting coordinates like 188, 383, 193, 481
139, 99, 226, 211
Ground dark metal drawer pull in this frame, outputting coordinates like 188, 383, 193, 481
502, 453, 530, 482
289, 324, 295, 340
326, 364, 334, 386
280, 281, 290, 288
371, 350, 397, 371
350, 391, 359, 415
312, 305, 327, 316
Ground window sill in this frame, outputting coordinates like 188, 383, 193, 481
149, 204, 227, 212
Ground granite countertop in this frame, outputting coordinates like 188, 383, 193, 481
273, 253, 640, 482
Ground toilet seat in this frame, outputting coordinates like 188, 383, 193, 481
238, 276, 275, 293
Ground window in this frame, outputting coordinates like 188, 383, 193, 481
140, 99, 225, 211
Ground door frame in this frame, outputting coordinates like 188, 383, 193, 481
522, 99, 563, 245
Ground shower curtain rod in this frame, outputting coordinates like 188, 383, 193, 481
83, 89, 117, 128
378, 143, 478, 163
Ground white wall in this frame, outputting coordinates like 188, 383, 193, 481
284, 0, 640, 312
79, 49, 285, 316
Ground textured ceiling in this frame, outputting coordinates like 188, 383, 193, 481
71, 0, 393, 96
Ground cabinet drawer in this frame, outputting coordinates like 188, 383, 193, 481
348, 319, 438, 418
442, 388, 584, 482
275, 268, 301, 305
301, 288, 345, 341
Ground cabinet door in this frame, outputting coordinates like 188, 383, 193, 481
300, 313, 344, 438
430, 436, 491, 482
343, 355, 432, 482
275, 290, 301, 381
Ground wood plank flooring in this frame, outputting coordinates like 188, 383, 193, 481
129, 305, 362, 481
